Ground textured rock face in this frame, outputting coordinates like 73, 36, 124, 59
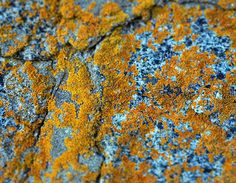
0, 0, 236, 182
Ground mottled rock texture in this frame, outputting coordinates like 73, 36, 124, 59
0, 0, 236, 182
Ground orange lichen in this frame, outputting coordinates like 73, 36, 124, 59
94, 29, 138, 127
205, 8, 236, 48
102, 159, 156, 183
218, 0, 236, 9
1, 1, 236, 182
99, 3, 128, 34
46, 34, 59, 55
59, 0, 77, 19
56, 1, 129, 51
23, 61, 53, 114
26, 48, 102, 181
1, 36, 29, 57
133, 0, 155, 18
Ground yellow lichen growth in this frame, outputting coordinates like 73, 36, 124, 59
60, 0, 77, 19
46, 34, 58, 55
56, 2, 129, 51
94, 29, 137, 128
54, 47, 72, 74
218, 0, 236, 9
99, 2, 128, 34
0, 25, 17, 43
28, 49, 101, 181
100, 2, 124, 17
1, 36, 29, 57
102, 158, 156, 183
171, 4, 201, 41
30, 119, 54, 182
205, 8, 236, 48
0, 61, 55, 182
23, 61, 53, 114
87, 2, 97, 12
133, 0, 155, 18
1, 1, 236, 182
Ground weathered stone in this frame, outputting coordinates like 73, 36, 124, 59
0, 0, 235, 182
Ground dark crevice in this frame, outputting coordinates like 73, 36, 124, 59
95, 159, 103, 183
19, 71, 67, 182
94, 142, 105, 183
33, 71, 66, 145
86, 15, 145, 53
2, 1, 235, 182
19, 167, 31, 183
0, 1, 235, 63
93, 79, 105, 183
51, 72, 67, 99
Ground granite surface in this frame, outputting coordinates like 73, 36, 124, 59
0, 0, 235, 182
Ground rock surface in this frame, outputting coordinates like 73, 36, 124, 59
0, 0, 236, 182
